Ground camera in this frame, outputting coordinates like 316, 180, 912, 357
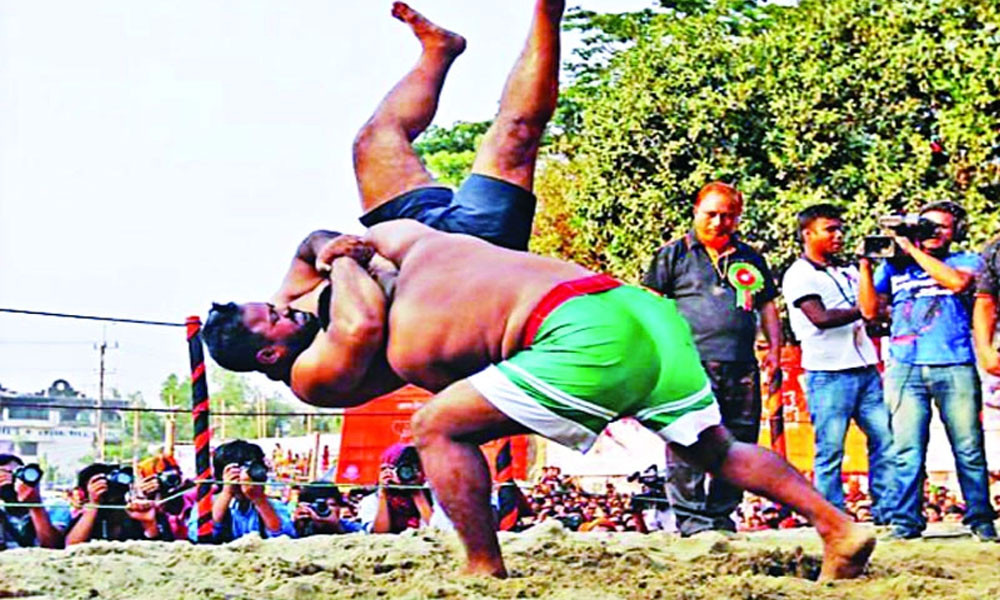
14, 464, 43, 487
392, 446, 422, 485
156, 469, 182, 492
310, 500, 331, 518
627, 464, 668, 512
861, 214, 940, 258
242, 460, 269, 483
106, 467, 134, 494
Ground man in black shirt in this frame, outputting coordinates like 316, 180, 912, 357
0, 454, 66, 549
643, 181, 783, 535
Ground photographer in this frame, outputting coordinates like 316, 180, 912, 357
858, 201, 997, 542
782, 204, 896, 523
357, 443, 451, 533
193, 439, 295, 543
0, 454, 68, 549
135, 453, 194, 540
65, 463, 171, 545
626, 465, 674, 533
293, 481, 362, 537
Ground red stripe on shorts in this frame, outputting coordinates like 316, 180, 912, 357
521, 274, 623, 348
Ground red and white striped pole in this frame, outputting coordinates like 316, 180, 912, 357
187, 316, 213, 543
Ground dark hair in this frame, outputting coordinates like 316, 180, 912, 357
298, 481, 344, 505
797, 203, 845, 236
0, 454, 24, 467
76, 463, 113, 491
212, 439, 265, 482
204, 302, 320, 383
203, 302, 271, 373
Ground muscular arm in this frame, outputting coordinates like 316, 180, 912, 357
290, 257, 395, 406
797, 297, 862, 329
271, 230, 343, 307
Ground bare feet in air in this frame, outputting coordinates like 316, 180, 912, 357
818, 521, 876, 581
392, 2, 466, 57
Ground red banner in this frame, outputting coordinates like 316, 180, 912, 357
335, 385, 530, 485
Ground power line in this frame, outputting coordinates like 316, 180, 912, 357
0, 308, 186, 328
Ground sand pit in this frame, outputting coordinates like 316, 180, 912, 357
1, 521, 999, 600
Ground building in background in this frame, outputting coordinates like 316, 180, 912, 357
0, 379, 127, 485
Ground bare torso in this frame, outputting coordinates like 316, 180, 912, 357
384, 233, 593, 391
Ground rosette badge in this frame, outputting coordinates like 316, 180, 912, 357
727, 261, 764, 311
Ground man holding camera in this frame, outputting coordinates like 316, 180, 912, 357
66, 463, 170, 544
858, 201, 997, 542
293, 481, 363, 537
193, 439, 295, 543
0, 454, 68, 549
357, 443, 451, 533
782, 204, 897, 524
643, 182, 783, 536
135, 453, 194, 540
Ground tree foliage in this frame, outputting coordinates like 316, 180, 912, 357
534, 0, 1000, 279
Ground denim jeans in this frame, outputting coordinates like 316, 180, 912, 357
884, 361, 996, 534
665, 360, 760, 535
804, 367, 897, 523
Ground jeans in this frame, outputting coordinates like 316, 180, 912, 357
665, 360, 760, 535
884, 361, 996, 534
804, 367, 897, 523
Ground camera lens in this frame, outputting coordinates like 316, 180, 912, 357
395, 464, 417, 484
244, 461, 268, 483
15, 464, 43, 487
158, 471, 181, 490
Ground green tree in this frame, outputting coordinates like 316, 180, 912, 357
532, 0, 1000, 279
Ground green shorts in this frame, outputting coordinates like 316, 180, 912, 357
468, 275, 720, 452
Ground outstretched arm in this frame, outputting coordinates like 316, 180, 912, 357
271, 230, 343, 308
290, 257, 400, 406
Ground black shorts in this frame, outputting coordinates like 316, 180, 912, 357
358, 174, 535, 250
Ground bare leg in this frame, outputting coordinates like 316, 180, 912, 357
471, 0, 566, 190
670, 426, 876, 581
410, 380, 530, 577
353, 2, 467, 212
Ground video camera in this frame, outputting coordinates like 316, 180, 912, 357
861, 214, 939, 258
627, 465, 668, 512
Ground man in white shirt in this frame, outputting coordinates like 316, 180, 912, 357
782, 204, 896, 525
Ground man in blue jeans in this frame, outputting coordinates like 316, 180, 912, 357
859, 201, 998, 542
783, 204, 896, 524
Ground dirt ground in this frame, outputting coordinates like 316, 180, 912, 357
1, 520, 999, 600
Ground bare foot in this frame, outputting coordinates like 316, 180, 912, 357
392, 2, 466, 56
818, 523, 876, 581
460, 561, 507, 579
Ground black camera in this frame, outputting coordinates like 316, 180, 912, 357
98, 466, 134, 504
157, 469, 182, 492
242, 460, 269, 483
310, 500, 331, 518
392, 446, 422, 485
14, 464, 43, 487
627, 465, 668, 512
861, 214, 940, 258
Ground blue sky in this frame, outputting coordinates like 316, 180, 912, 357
0, 1, 653, 404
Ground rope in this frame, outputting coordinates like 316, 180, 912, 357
0, 308, 185, 328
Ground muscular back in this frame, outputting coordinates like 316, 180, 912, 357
371, 222, 593, 391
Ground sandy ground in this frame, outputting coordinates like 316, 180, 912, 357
1, 521, 999, 600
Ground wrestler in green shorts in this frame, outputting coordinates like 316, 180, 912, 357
468, 281, 721, 452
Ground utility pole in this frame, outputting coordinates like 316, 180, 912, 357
96, 339, 107, 462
